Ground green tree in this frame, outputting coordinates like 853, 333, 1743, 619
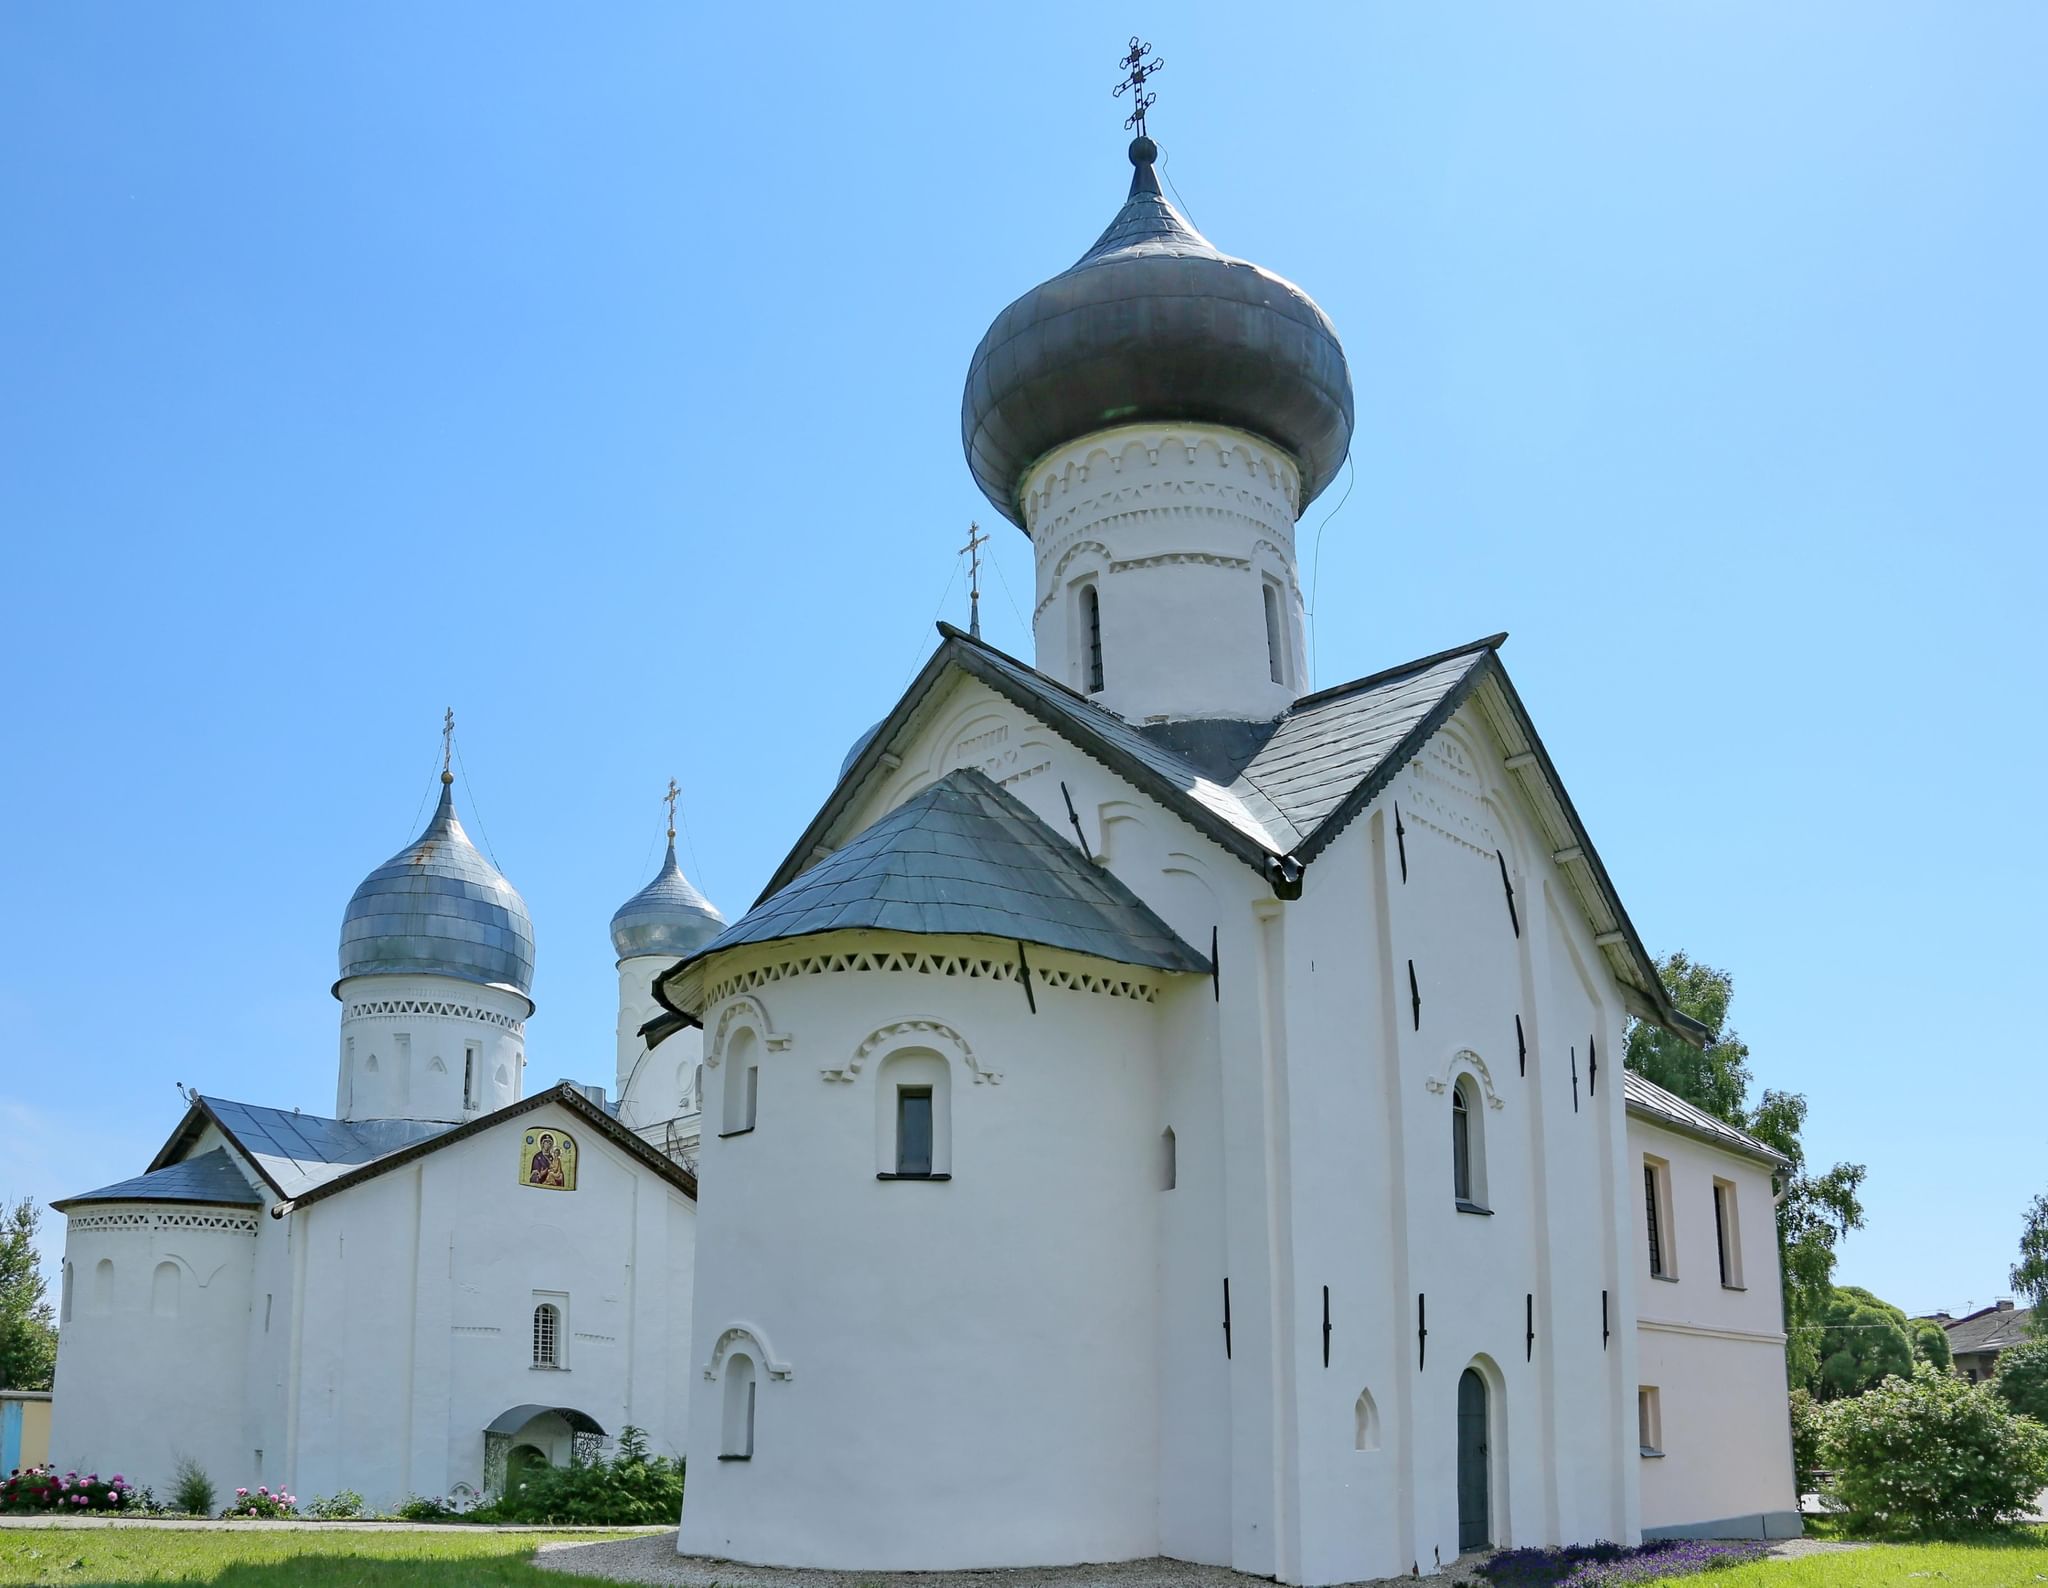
2012, 1193, 2048, 1329
1992, 1337, 2048, 1423
0, 1196, 58, 1391
1814, 1285, 1916, 1400
1625, 953, 1868, 1387
1908, 1316, 1953, 1372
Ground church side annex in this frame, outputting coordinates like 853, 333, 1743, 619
655, 80, 1798, 1586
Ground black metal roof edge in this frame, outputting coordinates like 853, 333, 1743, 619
146, 1097, 289, 1200
1286, 631, 1509, 712
52, 1190, 263, 1213
273, 1083, 696, 1216
1623, 1093, 1790, 1171
1473, 662, 1711, 1049
638, 1007, 700, 1049
1287, 649, 1499, 869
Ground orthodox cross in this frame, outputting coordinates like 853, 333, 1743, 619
664, 777, 681, 841
960, 520, 989, 639
441, 707, 456, 784
1114, 36, 1165, 136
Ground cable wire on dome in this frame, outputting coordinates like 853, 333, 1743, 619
1306, 451, 1357, 686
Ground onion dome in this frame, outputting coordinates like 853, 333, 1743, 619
337, 776, 535, 1000
962, 136, 1355, 531
610, 835, 726, 961
839, 718, 885, 781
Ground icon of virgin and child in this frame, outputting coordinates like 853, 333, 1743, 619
519, 1128, 577, 1191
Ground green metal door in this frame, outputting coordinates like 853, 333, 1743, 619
1457, 1368, 1490, 1553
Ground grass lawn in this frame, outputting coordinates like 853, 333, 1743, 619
0, 1527, 632, 1587
1640, 1528, 2048, 1586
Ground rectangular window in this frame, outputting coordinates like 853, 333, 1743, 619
1263, 579, 1286, 686
896, 1086, 934, 1176
1713, 1178, 1743, 1288
532, 1291, 568, 1369
1452, 1092, 1473, 1203
464, 1045, 481, 1111
1081, 584, 1104, 694
1638, 1386, 1662, 1455
1644, 1159, 1675, 1279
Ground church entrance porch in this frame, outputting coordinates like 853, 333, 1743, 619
482, 1404, 606, 1497
1457, 1368, 1491, 1554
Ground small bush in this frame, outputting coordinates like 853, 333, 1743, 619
0, 1468, 142, 1512
221, 1484, 297, 1519
1993, 1338, 2048, 1423
170, 1456, 216, 1517
481, 1424, 682, 1526
1817, 1361, 2048, 1535
396, 1492, 477, 1521
303, 1488, 364, 1519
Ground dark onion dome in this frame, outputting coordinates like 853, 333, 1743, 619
839, 718, 885, 781
337, 777, 535, 1000
610, 836, 726, 961
962, 136, 1355, 531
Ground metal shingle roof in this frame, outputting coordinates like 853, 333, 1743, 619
1940, 1305, 2035, 1354
610, 837, 726, 961
54, 1147, 264, 1210
192, 1098, 453, 1200
1623, 1070, 1789, 1169
687, 767, 1209, 977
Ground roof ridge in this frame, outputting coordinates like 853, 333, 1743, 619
1287, 632, 1509, 711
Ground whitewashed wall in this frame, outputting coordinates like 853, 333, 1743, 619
286, 1101, 693, 1510
1627, 1120, 1798, 1538
335, 973, 527, 1124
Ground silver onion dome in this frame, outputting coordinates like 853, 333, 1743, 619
336, 777, 536, 999
962, 137, 1355, 531
610, 837, 726, 961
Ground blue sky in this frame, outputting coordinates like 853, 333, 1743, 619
2, 2, 2041, 1317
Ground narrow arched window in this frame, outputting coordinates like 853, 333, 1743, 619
1081, 584, 1104, 693
152, 1260, 180, 1318
93, 1257, 114, 1314
60, 1262, 73, 1324
721, 1352, 757, 1459
532, 1302, 561, 1367
1263, 580, 1286, 686
1451, 1086, 1472, 1202
1161, 1127, 1177, 1191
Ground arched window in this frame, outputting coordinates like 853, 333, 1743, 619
721, 1028, 760, 1137
1263, 580, 1287, 686
92, 1257, 114, 1314
721, 1352, 757, 1459
152, 1260, 180, 1318
1452, 1076, 1489, 1211
532, 1302, 561, 1368
1160, 1127, 1177, 1191
1080, 583, 1104, 693
875, 1048, 951, 1179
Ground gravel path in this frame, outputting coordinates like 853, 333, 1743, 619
534, 1533, 1867, 1587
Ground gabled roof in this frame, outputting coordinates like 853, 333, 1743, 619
53, 1147, 264, 1212
758, 624, 1706, 1043
658, 768, 1208, 1017
1941, 1304, 2035, 1355
144, 1083, 695, 1213
1622, 1070, 1789, 1170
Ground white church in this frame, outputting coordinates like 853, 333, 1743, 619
46, 766, 724, 1508
46, 105, 1801, 1584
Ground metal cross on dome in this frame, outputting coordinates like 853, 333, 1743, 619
1113, 36, 1165, 136
664, 777, 681, 840
442, 706, 456, 778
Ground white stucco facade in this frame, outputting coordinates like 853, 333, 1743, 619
1627, 1117, 1799, 1540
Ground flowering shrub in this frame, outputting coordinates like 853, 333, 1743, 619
220, 1484, 298, 1519
480, 1425, 682, 1526
1476, 1538, 1771, 1587
304, 1488, 365, 1519
1993, 1338, 2048, 1424
1817, 1362, 2048, 1535
0, 1467, 140, 1512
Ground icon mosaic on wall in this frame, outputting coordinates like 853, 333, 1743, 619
519, 1128, 577, 1191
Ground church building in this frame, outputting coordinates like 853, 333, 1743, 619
44, 763, 724, 1510
654, 118, 1800, 1582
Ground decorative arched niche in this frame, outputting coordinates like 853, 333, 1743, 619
1354, 1387, 1381, 1451
703, 1322, 792, 1383
706, 994, 787, 1069
823, 1018, 999, 1086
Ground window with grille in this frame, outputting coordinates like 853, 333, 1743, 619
1081, 584, 1104, 693
1713, 1178, 1742, 1287
896, 1086, 933, 1176
532, 1302, 561, 1368
1644, 1159, 1675, 1278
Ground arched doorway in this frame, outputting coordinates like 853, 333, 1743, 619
505, 1443, 549, 1486
1457, 1367, 1490, 1553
